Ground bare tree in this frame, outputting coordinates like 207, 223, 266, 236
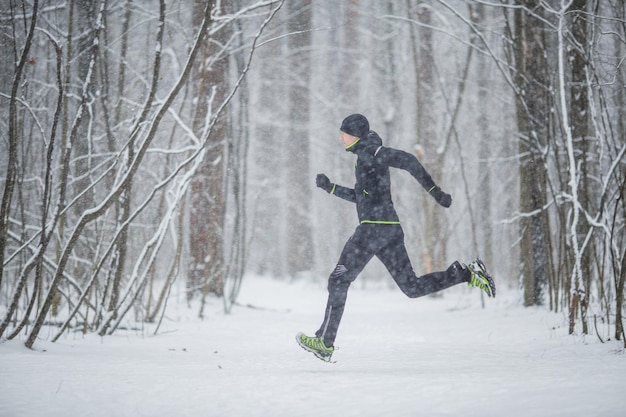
416, 1, 447, 271
0, 0, 284, 347
1, 0, 623, 349
563, 0, 592, 334
285, 0, 314, 277
509, 0, 554, 306
187, 0, 229, 304
0, 0, 39, 293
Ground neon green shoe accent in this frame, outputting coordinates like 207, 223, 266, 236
296, 333, 334, 362
467, 258, 496, 298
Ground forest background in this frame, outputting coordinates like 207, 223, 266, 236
0, 0, 624, 349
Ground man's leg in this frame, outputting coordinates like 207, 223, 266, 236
315, 226, 380, 347
377, 228, 470, 298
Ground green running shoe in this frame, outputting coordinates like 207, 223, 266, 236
296, 332, 334, 362
467, 258, 496, 298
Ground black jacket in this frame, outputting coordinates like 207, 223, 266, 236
330, 131, 437, 224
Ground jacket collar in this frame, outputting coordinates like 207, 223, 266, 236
346, 131, 382, 154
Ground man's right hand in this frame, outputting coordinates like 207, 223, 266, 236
316, 174, 333, 193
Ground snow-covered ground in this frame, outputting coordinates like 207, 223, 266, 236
1, 276, 624, 417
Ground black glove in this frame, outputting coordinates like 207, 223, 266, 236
316, 174, 333, 193
430, 186, 452, 208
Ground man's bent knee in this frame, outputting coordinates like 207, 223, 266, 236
328, 264, 351, 304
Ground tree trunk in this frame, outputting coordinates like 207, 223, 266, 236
188, 0, 229, 298
416, 1, 445, 271
0, 0, 39, 293
285, 0, 314, 277
513, 0, 552, 306
99, 0, 134, 331
474, 3, 494, 268
568, 0, 592, 334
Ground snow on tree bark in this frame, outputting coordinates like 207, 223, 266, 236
512, 0, 552, 307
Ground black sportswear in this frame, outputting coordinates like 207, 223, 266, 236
326, 131, 449, 224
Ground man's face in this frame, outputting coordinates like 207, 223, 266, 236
340, 131, 358, 147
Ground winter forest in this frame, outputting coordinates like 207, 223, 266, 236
0, 0, 625, 356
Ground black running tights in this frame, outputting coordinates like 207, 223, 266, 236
315, 224, 469, 347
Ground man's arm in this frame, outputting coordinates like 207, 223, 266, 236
329, 183, 357, 203
378, 147, 436, 191
377, 147, 451, 207
316, 174, 356, 203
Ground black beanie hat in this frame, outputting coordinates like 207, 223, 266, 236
340, 114, 369, 138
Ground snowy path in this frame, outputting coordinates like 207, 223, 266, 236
1, 277, 624, 417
